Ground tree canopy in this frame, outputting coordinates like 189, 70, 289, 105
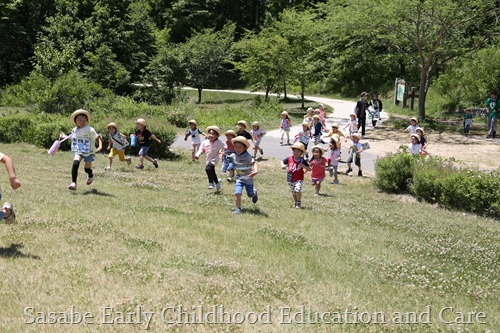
1, 0, 499, 115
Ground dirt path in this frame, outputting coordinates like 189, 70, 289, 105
178, 88, 500, 172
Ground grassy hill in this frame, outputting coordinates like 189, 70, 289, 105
0, 143, 497, 332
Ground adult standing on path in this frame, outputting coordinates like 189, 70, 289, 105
356, 92, 369, 139
485, 91, 499, 138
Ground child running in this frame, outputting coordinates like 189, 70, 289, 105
221, 130, 237, 182
309, 145, 328, 195
250, 121, 266, 158
184, 119, 205, 161
229, 136, 258, 214
327, 138, 341, 184
344, 113, 358, 137
236, 120, 253, 141
279, 111, 291, 145
60, 109, 102, 190
195, 126, 225, 192
345, 133, 364, 177
281, 142, 311, 209
0, 152, 21, 223
294, 121, 311, 159
105, 122, 131, 170
405, 117, 420, 134
133, 118, 161, 169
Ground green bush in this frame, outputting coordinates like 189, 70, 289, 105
0, 116, 36, 143
411, 159, 500, 218
376, 152, 500, 219
374, 150, 418, 194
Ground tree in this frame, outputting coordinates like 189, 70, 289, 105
0, 0, 56, 86
232, 29, 290, 100
369, 0, 500, 120
273, 9, 319, 108
181, 24, 235, 104
33, 0, 155, 92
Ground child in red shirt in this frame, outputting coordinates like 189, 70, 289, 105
281, 142, 311, 208
309, 145, 328, 195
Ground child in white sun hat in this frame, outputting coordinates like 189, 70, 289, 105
60, 109, 102, 190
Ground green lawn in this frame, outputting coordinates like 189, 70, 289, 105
0, 142, 497, 332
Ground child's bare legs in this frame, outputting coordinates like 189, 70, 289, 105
285, 131, 290, 144
293, 192, 302, 208
106, 156, 113, 170
314, 181, 321, 194
235, 193, 242, 210
192, 144, 200, 161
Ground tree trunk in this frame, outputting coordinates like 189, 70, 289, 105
418, 66, 431, 121
283, 80, 287, 99
301, 80, 305, 109
197, 87, 202, 104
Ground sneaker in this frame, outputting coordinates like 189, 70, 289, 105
295, 202, 301, 209
227, 177, 233, 182
86, 177, 94, 185
153, 159, 158, 168
233, 208, 241, 214
252, 190, 258, 203
215, 182, 221, 192
208, 183, 214, 189
104, 166, 111, 171
345, 168, 352, 175
361, 135, 366, 139
135, 164, 144, 169
2, 202, 16, 224
259, 148, 263, 155
333, 179, 339, 184
358, 170, 363, 177
68, 182, 77, 190
127, 157, 131, 165
314, 191, 320, 196
280, 141, 283, 145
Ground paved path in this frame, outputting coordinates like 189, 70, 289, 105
171, 89, 388, 174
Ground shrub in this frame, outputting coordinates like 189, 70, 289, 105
374, 150, 418, 194
411, 160, 500, 218
376, 152, 500, 219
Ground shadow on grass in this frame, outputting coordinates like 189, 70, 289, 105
243, 207, 268, 217
81, 189, 115, 197
0, 243, 40, 259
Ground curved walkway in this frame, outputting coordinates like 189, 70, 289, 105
171, 89, 388, 174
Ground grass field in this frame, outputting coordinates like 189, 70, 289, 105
0, 143, 497, 332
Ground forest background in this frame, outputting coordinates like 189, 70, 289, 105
1, 0, 499, 122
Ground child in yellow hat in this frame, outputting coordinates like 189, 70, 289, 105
104, 122, 131, 170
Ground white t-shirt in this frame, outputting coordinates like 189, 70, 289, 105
71, 126, 99, 156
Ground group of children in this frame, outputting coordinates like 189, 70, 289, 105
193, 123, 258, 214
58, 110, 162, 191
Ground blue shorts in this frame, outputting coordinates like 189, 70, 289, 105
138, 146, 150, 156
234, 179, 255, 197
74, 153, 95, 163
221, 157, 235, 172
